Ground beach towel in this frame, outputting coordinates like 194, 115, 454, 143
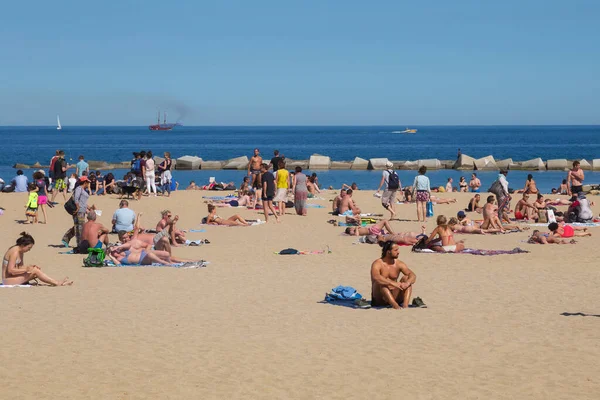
89, 260, 209, 268
0, 284, 32, 288
189, 229, 206, 233
323, 286, 371, 309
202, 195, 236, 200
185, 239, 209, 246
414, 247, 529, 256
306, 204, 325, 208
528, 222, 600, 227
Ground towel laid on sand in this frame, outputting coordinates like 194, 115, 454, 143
414, 247, 529, 256
88, 261, 209, 268
528, 222, 600, 227
189, 229, 206, 233
306, 204, 325, 208
0, 284, 32, 288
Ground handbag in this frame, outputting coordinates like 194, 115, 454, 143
426, 201, 434, 217
64, 196, 77, 215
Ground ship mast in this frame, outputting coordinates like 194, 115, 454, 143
164, 112, 167, 125
157, 111, 160, 125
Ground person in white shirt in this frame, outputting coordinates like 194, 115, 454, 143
496, 170, 511, 221
67, 173, 78, 193
445, 178, 453, 193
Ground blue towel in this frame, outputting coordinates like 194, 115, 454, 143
306, 204, 325, 208
326, 285, 362, 301
190, 229, 206, 233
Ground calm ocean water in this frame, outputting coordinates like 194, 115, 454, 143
0, 125, 598, 192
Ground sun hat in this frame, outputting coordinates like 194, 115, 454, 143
385, 161, 393, 168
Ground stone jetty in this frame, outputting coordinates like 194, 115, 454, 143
12, 153, 600, 172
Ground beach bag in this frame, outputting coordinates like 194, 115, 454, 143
83, 248, 105, 267
387, 170, 400, 190
412, 235, 429, 252
488, 180, 503, 196
426, 201, 434, 217
278, 248, 299, 255
64, 196, 77, 215
131, 159, 142, 174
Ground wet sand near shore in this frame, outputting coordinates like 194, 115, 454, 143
0, 191, 598, 399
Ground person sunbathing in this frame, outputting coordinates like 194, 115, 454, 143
448, 217, 500, 234
425, 215, 465, 253
206, 204, 250, 226
375, 226, 427, 245
514, 193, 537, 221
371, 241, 417, 309
156, 210, 187, 245
345, 219, 396, 237
208, 191, 255, 208
528, 230, 576, 245
2, 232, 73, 286
548, 222, 591, 238
465, 194, 482, 213
430, 195, 457, 204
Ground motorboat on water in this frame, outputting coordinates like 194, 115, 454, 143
395, 128, 417, 134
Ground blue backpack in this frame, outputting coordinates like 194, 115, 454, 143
131, 159, 141, 174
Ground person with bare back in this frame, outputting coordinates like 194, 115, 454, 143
156, 210, 187, 245
206, 204, 250, 226
370, 241, 420, 309
247, 148, 263, 191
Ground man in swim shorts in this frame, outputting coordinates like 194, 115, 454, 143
371, 241, 417, 309
51, 150, 68, 202
567, 161, 584, 195
76, 210, 109, 254
515, 193, 537, 221
338, 189, 361, 217
247, 148, 263, 189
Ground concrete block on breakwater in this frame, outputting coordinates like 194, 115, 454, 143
200, 161, 224, 170
330, 161, 353, 170
453, 154, 475, 170
496, 159, 513, 170
222, 156, 249, 170
351, 157, 369, 170
368, 158, 390, 170
309, 154, 331, 170
579, 159, 592, 170
417, 159, 441, 170
176, 156, 202, 170
398, 160, 418, 170
521, 158, 545, 170
593, 159, 600, 171
474, 156, 497, 170
546, 159, 568, 170
285, 158, 309, 169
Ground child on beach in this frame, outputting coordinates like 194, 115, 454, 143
67, 173, 78, 193
25, 183, 38, 224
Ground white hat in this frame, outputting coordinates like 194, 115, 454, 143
385, 161, 393, 168
37, 169, 45, 175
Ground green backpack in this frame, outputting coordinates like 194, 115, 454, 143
83, 248, 106, 267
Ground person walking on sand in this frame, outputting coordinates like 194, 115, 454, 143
144, 151, 157, 197
3, 232, 73, 286
370, 241, 418, 309
260, 163, 280, 223
32, 171, 49, 224
273, 160, 289, 218
51, 150, 69, 203
412, 166, 431, 222
376, 161, 400, 220
292, 166, 308, 216
62, 176, 94, 248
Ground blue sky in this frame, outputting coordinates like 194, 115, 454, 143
1, 0, 599, 125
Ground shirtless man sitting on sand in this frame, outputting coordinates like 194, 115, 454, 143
344, 219, 395, 237
338, 189, 361, 216
76, 211, 110, 254
206, 204, 250, 226
332, 189, 346, 213
515, 193, 537, 221
156, 210, 187, 245
371, 241, 418, 309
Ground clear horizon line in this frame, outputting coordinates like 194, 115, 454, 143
1, 124, 600, 128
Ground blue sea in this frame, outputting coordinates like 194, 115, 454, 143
1, 125, 599, 193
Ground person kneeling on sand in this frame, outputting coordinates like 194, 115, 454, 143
345, 219, 395, 237
548, 222, 591, 238
206, 204, 250, 226
370, 241, 421, 309
2, 232, 73, 286
76, 211, 110, 254
425, 215, 465, 253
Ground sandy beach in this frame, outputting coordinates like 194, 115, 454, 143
1, 190, 598, 399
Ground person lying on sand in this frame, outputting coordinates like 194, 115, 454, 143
425, 215, 465, 253
448, 217, 500, 234
156, 210, 187, 245
2, 232, 73, 286
375, 226, 428, 246
430, 195, 457, 204
206, 204, 250, 226
344, 219, 395, 236
528, 230, 576, 245
116, 213, 196, 263
548, 222, 592, 238
371, 241, 418, 310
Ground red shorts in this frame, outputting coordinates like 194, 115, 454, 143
515, 211, 524, 220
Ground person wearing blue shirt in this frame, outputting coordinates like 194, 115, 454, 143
11, 170, 29, 192
76, 155, 89, 177
112, 199, 136, 233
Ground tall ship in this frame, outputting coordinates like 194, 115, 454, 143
149, 111, 179, 131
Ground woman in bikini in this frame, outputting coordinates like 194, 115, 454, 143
425, 215, 465, 253
524, 174, 539, 194
459, 176, 468, 192
206, 204, 250, 226
2, 232, 73, 286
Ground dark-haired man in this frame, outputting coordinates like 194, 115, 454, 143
371, 242, 419, 309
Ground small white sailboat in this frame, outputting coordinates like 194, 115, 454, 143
398, 128, 417, 134
56, 115, 62, 130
